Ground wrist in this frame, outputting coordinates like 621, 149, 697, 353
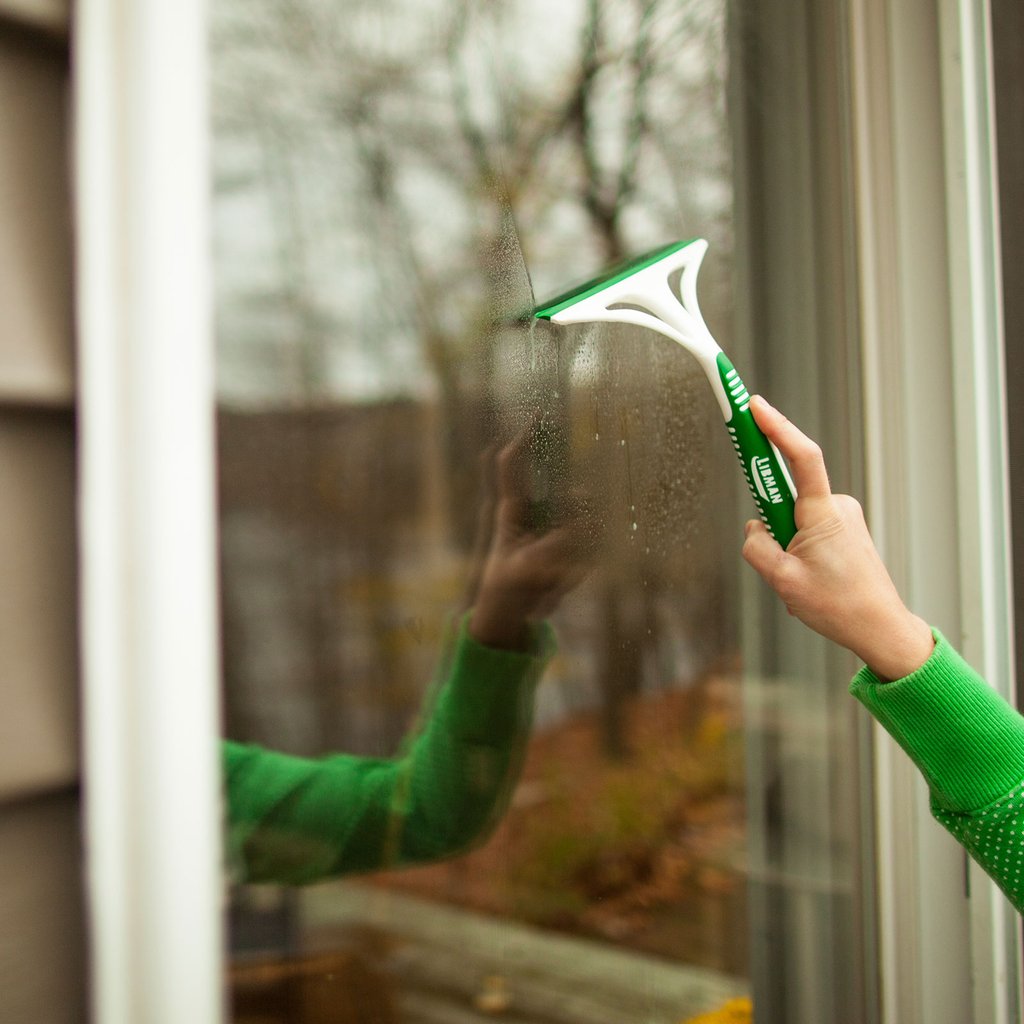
468, 603, 530, 651
857, 611, 934, 682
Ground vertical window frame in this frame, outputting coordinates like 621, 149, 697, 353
75, 0, 224, 1020
850, 0, 1019, 1019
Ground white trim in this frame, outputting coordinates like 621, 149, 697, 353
850, 0, 984, 1021
937, 0, 1019, 1019
851, 0, 1020, 1020
75, 0, 223, 1020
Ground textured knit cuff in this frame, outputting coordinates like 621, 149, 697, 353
850, 629, 1024, 812
438, 615, 557, 743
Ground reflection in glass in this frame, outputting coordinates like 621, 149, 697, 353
214, 0, 753, 1020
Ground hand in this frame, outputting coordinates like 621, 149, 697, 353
741, 396, 934, 681
468, 431, 594, 650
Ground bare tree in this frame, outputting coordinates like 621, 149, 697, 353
211, 0, 737, 758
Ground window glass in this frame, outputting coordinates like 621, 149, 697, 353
213, 0, 868, 1020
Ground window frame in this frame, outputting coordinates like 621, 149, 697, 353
75, 0, 224, 1020
850, 0, 1020, 1020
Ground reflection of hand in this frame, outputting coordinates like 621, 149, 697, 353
741, 396, 934, 681
468, 432, 594, 651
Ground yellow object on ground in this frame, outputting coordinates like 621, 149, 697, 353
680, 996, 753, 1024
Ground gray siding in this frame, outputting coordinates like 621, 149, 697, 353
0, 9, 85, 1021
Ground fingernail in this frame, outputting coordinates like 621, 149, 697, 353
752, 395, 773, 413
744, 520, 754, 537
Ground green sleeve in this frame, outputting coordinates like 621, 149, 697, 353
850, 629, 1024, 911
224, 616, 556, 885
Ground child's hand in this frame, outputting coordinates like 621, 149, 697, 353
468, 431, 594, 651
741, 396, 934, 681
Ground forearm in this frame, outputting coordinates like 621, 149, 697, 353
393, 616, 554, 860
851, 631, 1024, 910
850, 629, 1024, 813
225, 616, 555, 884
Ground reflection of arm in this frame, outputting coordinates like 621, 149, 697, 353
851, 630, 1024, 913
224, 617, 555, 885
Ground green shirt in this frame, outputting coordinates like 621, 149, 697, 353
224, 618, 555, 885
851, 629, 1024, 912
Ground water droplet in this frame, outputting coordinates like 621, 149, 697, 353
594, 432, 600, 440
631, 521, 638, 531
620, 438, 626, 446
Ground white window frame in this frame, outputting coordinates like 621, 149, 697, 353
850, 0, 1019, 1020
75, 0, 224, 1020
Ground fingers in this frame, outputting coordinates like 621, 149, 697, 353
471, 444, 500, 535
473, 522, 593, 632
525, 520, 591, 568
742, 518, 786, 581
495, 434, 530, 501
529, 555, 595, 618
750, 396, 831, 500
539, 569, 592, 621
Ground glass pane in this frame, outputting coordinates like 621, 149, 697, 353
212, 0, 869, 1021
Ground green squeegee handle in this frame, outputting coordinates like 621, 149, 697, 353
716, 353, 798, 549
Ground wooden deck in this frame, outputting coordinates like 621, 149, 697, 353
297, 884, 748, 1024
